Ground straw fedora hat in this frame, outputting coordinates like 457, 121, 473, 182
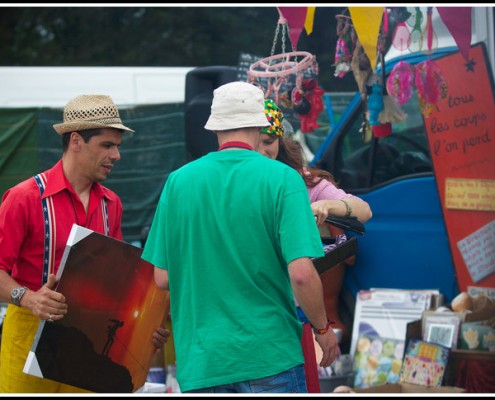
53, 94, 134, 135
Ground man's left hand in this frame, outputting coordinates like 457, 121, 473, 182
153, 326, 171, 352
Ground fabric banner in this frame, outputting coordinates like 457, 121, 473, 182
278, 6, 308, 50
437, 7, 472, 62
349, 7, 385, 71
0, 103, 187, 244
0, 108, 39, 197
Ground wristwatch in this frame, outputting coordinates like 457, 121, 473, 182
10, 286, 28, 307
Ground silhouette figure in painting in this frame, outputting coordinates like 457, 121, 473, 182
102, 319, 124, 357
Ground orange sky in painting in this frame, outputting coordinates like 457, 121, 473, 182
54, 232, 169, 391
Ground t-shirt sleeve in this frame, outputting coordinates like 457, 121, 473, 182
141, 185, 169, 270
309, 178, 353, 203
278, 169, 325, 264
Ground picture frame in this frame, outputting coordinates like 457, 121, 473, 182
426, 323, 455, 348
422, 311, 462, 349
23, 224, 170, 393
399, 339, 450, 387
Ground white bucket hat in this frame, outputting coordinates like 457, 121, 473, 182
204, 82, 270, 131
53, 94, 134, 135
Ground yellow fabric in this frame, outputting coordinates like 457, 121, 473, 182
349, 6, 385, 71
0, 304, 91, 393
163, 314, 176, 366
304, 7, 316, 35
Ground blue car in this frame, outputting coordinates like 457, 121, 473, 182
310, 46, 465, 306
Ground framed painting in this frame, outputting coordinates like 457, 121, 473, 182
23, 224, 170, 393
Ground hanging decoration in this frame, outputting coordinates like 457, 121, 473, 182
351, 40, 373, 98
415, 60, 448, 117
379, 91, 408, 126
414, 8, 448, 117
391, 21, 412, 52
246, 6, 473, 138
407, 7, 424, 53
247, 8, 323, 133
386, 16, 415, 105
387, 61, 415, 105
292, 78, 325, 133
334, 38, 353, 78
367, 10, 407, 138
333, 11, 355, 79
419, 6, 438, 54
367, 82, 385, 126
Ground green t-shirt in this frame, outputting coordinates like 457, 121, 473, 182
142, 150, 324, 391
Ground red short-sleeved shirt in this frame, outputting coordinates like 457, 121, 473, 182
0, 160, 123, 291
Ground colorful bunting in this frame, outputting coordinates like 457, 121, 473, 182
277, 7, 308, 50
304, 7, 316, 36
349, 7, 385, 70
437, 7, 472, 61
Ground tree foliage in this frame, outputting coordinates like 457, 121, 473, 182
0, 6, 357, 91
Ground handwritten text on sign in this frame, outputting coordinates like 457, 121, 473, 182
445, 178, 495, 211
429, 94, 492, 157
457, 220, 495, 283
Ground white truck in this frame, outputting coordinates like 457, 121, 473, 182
0, 66, 194, 107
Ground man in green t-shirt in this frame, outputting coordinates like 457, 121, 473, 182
142, 81, 339, 393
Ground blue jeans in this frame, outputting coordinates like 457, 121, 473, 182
184, 364, 308, 393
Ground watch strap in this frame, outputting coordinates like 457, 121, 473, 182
10, 286, 28, 307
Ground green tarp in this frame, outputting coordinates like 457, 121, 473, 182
0, 103, 187, 244
0, 108, 39, 194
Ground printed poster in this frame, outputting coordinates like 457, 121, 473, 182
353, 334, 404, 388
350, 289, 435, 358
23, 225, 170, 393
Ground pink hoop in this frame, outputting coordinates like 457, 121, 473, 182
248, 51, 315, 79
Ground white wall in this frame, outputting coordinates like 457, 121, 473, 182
0, 66, 195, 108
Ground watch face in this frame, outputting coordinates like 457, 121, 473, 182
11, 287, 27, 305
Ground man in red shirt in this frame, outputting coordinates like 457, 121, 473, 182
0, 94, 168, 393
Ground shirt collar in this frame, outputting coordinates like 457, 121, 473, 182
42, 159, 107, 200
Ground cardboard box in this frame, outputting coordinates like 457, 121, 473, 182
463, 298, 495, 323
319, 373, 354, 393
460, 320, 495, 351
353, 383, 465, 393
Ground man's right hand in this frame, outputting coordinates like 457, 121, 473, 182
24, 273, 68, 322
315, 329, 340, 367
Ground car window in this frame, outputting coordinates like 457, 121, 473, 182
333, 90, 433, 191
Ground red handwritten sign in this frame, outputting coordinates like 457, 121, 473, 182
424, 43, 495, 291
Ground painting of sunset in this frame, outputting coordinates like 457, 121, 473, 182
23, 225, 170, 393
